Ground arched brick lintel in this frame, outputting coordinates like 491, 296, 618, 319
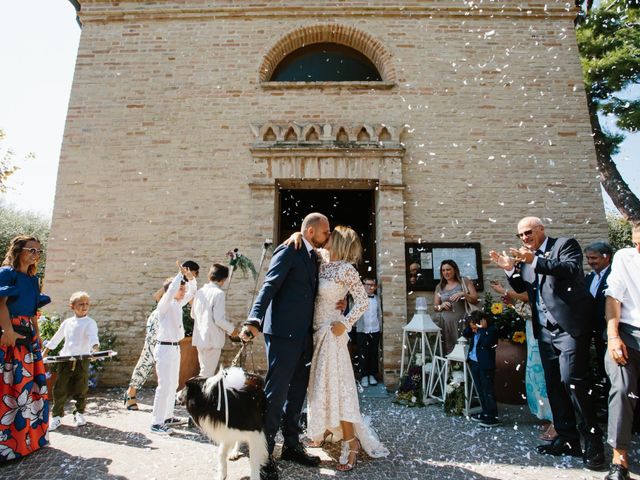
259, 24, 396, 83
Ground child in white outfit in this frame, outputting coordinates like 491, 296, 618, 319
150, 262, 196, 435
191, 263, 238, 377
44, 291, 99, 430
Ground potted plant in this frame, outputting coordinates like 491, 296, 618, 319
444, 381, 466, 416
482, 292, 527, 404
393, 365, 425, 407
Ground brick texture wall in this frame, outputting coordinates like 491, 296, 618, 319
45, 0, 607, 386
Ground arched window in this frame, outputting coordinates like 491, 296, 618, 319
270, 43, 382, 82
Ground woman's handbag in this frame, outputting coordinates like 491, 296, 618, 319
461, 277, 480, 315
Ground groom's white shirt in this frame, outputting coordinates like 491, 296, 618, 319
302, 237, 314, 257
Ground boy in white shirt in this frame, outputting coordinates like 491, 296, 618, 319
191, 263, 239, 377
150, 262, 197, 435
355, 277, 382, 387
44, 291, 99, 430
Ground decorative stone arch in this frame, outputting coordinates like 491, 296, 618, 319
282, 123, 301, 142
259, 24, 396, 84
302, 124, 322, 142
352, 124, 375, 143
376, 125, 394, 142
334, 125, 351, 143
259, 123, 280, 142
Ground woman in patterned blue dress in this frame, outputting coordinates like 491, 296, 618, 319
0, 235, 51, 462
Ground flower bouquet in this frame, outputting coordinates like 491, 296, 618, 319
483, 292, 526, 344
393, 365, 425, 407
443, 382, 466, 416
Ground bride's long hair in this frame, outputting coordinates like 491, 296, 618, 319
329, 226, 362, 265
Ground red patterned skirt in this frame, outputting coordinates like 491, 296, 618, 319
0, 316, 49, 462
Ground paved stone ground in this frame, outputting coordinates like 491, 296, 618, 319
1, 387, 638, 480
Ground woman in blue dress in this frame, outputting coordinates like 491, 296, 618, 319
0, 235, 51, 462
490, 281, 556, 441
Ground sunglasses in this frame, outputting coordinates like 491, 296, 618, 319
515, 227, 539, 239
22, 248, 44, 255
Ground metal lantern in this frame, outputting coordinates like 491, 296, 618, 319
445, 336, 481, 417
400, 297, 443, 404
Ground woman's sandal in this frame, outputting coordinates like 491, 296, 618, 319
123, 391, 139, 411
336, 437, 360, 472
538, 423, 558, 442
309, 430, 334, 448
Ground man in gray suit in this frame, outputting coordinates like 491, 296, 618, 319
603, 222, 640, 480
490, 216, 604, 470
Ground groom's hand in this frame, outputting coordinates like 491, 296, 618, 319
240, 325, 259, 343
335, 298, 347, 313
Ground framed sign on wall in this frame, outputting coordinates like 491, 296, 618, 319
405, 242, 484, 292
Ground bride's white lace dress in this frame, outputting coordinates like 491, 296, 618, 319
306, 249, 389, 459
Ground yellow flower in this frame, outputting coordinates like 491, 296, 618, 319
512, 331, 526, 344
491, 303, 503, 315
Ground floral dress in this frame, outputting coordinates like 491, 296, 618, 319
306, 250, 389, 459
0, 266, 50, 462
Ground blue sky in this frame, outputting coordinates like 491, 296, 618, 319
0, 0, 637, 219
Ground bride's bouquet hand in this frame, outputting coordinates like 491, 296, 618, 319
330, 321, 346, 336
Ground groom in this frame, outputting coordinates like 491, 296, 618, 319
241, 213, 331, 480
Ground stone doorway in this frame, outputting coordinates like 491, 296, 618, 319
249, 121, 408, 384
278, 187, 377, 277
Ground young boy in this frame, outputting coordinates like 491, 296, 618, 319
44, 291, 99, 430
150, 262, 196, 435
191, 263, 238, 377
463, 310, 499, 427
355, 277, 382, 387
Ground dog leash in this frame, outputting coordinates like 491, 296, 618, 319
231, 341, 257, 374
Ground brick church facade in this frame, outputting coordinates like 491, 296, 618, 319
46, 0, 607, 385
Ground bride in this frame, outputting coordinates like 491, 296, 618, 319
294, 225, 389, 471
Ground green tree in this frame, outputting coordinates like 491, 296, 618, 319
0, 129, 19, 193
607, 214, 633, 251
576, 0, 640, 220
0, 203, 50, 274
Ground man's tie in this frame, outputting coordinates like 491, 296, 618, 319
310, 249, 318, 265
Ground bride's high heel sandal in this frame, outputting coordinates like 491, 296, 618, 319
336, 437, 360, 472
309, 430, 334, 448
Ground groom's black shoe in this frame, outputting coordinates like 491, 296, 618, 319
281, 444, 321, 466
260, 457, 279, 480
536, 437, 582, 457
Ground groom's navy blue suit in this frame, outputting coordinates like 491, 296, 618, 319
248, 242, 318, 455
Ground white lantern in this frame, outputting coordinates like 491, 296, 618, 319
400, 297, 443, 404
444, 336, 481, 417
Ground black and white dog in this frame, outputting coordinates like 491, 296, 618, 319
177, 367, 268, 480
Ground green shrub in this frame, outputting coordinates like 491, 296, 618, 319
607, 215, 633, 252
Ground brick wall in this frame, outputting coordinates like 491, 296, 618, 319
46, 0, 607, 385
